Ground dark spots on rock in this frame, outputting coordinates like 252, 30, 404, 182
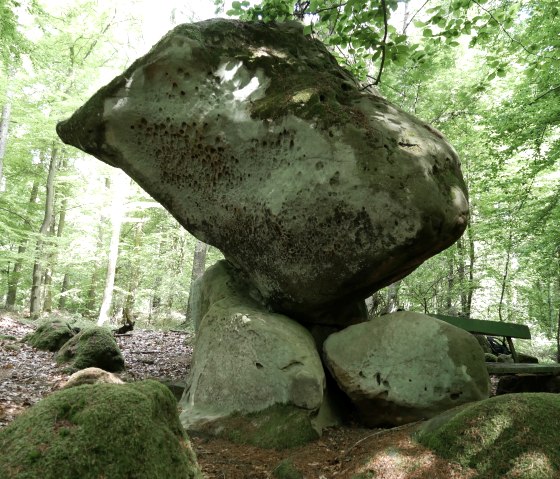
255, 362, 264, 369
315, 161, 324, 170
319, 94, 326, 102
329, 172, 340, 186
130, 125, 135, 130
450, 392, 461, 400
180, 90, 186, 96
341, 82, 352, 92
375, 373, 381, 385
289, 138, 294, 148
382, 379, 390, 388
328, 131, 334, 138
172, 82, 178, 89
359, 370, 366, 378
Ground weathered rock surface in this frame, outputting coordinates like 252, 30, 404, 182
55, 326, 125, 372
0, 380, 202, 479
179, 260, 327, 447
323, 312, 489, 426
57, 19, 468, 324
61, 367, 124, 389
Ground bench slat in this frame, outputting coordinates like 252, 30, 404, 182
429, 314, 531, 340
486, 363, 560, 375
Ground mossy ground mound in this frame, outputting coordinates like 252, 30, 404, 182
0, 380, 202, 479
55, 326, 124, 372
416, 393, 560, 478
24, 319, 78, 351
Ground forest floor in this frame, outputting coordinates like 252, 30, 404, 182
0, 312, 477, 479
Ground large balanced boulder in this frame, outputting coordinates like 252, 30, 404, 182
57, 19, 468, 324
179, 260, 327, 448
323, 312, 489, 426
416, 393, 560, 478
55, 326, 125, 372
0, 380, 202, 479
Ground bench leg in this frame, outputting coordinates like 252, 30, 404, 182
506, 337, 519, 363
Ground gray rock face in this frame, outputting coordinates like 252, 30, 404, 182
323, 312, 490, 426
57, 19, 468, 324
179, 261, 326, 446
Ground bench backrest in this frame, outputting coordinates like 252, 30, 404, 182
429, 314, 531, 340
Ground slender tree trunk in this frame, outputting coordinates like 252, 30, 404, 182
498, 230, 513, 322
446, 252, 454, 312
466, 224, 475, 317
0, 101, 12, 190
184, 239, 209, 322
5, 180, 39, 308
30, 147, 58, 319
382, 280, 401, 314
58, 272, 70, 310
97, 171, 129, 326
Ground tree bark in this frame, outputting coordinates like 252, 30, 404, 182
30, 147, 58, 319
58, 272, 70, 310
5, 180, 39, 308
0, 101, 12, 190
97, 171, 129, 326
498, 230, 513, 322
382, 280, 401, 314
184, 239, 209, 322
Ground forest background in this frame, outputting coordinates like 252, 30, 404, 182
0, 0, 558, 358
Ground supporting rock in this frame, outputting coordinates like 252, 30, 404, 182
323, 312, 490, 426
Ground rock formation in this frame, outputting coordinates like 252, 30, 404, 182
57, 19, 479, 438
57, 19, 468, 325
180, 261, 329, 448
323, 312, 490, 426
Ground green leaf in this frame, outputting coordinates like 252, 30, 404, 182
303, 24, 313, 35
423, 28, 433, 37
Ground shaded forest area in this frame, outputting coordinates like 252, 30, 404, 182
0, 0, 559, 358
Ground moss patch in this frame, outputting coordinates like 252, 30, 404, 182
273, 458, 303, 479
416, 393, 560, 478
0, 380, 202, 479
207, 404, 319, 450
24, 319, 78, 352
55, 326, 124, 372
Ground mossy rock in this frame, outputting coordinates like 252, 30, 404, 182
416, 393, 560, 478
0, 380, 202, 479
196, 404, 319, 450
55, 326, 124, 372
24, 319, 79, 352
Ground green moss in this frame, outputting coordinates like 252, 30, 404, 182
0, 380, 202, 479
55, 326, 124, 372
24, 319, 78, 351
215, 404, 319, 450
272, 458, 303, 479
416, 393, 560, 478
0, 334, 17, 341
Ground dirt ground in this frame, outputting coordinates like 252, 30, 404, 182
0, 313, 476, 479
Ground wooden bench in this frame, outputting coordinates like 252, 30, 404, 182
429, 314, 560, 376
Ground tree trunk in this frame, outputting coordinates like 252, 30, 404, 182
5, 180, 39, 308
97, 171, 129, 326
382, 280, 401, 314
498, 230, 513, 322
446, 252, 454, 312
58, 272, 70, 310
184, 239, 209, 322
30, 147, 58, 319
0, 101, 12, 190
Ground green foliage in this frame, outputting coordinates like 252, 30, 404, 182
0, 380, 202, 479
417, 393, 560, 478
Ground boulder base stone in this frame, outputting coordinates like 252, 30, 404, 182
179, 261, 326, 447
323, 312, 489, 426
57, 19, 468, 324
0, 380, 202, 479
61, 367, 124, 389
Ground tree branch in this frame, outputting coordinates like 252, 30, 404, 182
530, 85, 560, 105
404, 0, 430, 33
